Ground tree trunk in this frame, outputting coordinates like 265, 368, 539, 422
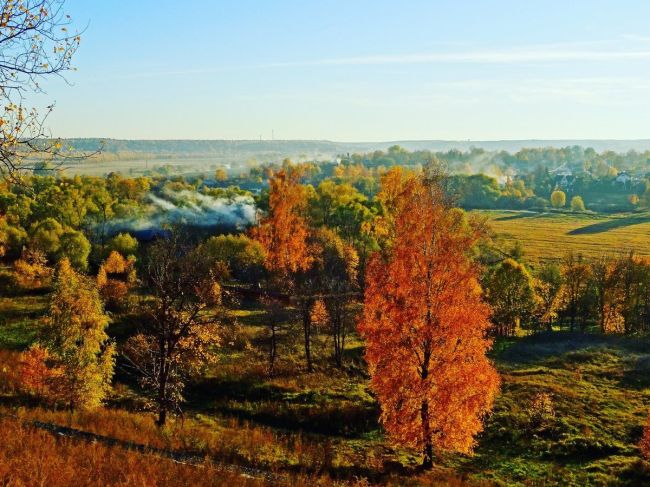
302, 301, 312, 372
157, 406, 167, 427
156, 341, 169, 427
421, 399, 433, 469
269, 322, 277, 375
332, 315, 342, 368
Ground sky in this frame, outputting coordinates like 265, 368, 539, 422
37, 0, 650, 141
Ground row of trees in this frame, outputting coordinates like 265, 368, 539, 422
485, 252, 650, 336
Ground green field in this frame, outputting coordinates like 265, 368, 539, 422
481, 210, 650, 263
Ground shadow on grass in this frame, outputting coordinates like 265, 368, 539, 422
619, 350, 650, 390
493, 212, 541, 222
186, 376, 379, 438
567, 214, 650, 235
495, 332, 633, 365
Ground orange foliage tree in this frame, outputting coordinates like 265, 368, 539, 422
358, 168, 500, 468
96, 250, 137, 310
252, 165, 313, 278
252, 165, 317, 369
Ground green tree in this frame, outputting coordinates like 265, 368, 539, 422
30, 218, 65, 256
42, 258, 115, 409
0, 217, 26, 259
198, 234, 264, 282
58, 229, 91, 271
107, 232, 139, 258
484, 258, 538, 336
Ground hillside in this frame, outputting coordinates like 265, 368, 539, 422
2, 294, 650, 485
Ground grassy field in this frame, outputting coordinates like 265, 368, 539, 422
3, 296, 650, 485
481, 210, 650, 263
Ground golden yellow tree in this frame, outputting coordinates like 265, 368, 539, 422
42, 258, 115, 409
359, 171, 499, 468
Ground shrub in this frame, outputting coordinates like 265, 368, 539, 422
528, 392, 556, 431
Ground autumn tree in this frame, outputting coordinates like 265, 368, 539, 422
286, 227, 359, 371
41, 258, 115, 409
560, 252, 592, 331
19, 343, 61, 401
313, 228, 359, 367
551, 189, 566, 208
96, 250, 137, 311
570, 195, 586, 212
617, 253, 650, 334
590, 255, 624, 333
252, 165, 316, 370
123, 235, 221, 426
252, 165, 313, 278
215, 167, 228, 181
484, 258, 538, 336
0, 0, 83, 181
534, 262, 563, 332
13, 247, 51, 289
359, 170, 499, 468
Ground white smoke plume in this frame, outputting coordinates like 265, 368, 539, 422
106, 190, 258, 237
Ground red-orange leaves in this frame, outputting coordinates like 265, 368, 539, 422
358, 172, 499, 467
252, 166, 313, 278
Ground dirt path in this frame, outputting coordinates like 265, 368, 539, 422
3, 412, 281, 483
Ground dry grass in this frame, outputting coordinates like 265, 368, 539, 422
0, 417, 268, 487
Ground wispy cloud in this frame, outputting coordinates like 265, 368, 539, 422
621, 34, 650, 42
103, 40, 650, 80
263, 47, 650, 68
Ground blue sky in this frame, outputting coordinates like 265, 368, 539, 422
40, 1, 650, 140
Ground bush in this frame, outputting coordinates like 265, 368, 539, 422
528, 392, 556, 431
